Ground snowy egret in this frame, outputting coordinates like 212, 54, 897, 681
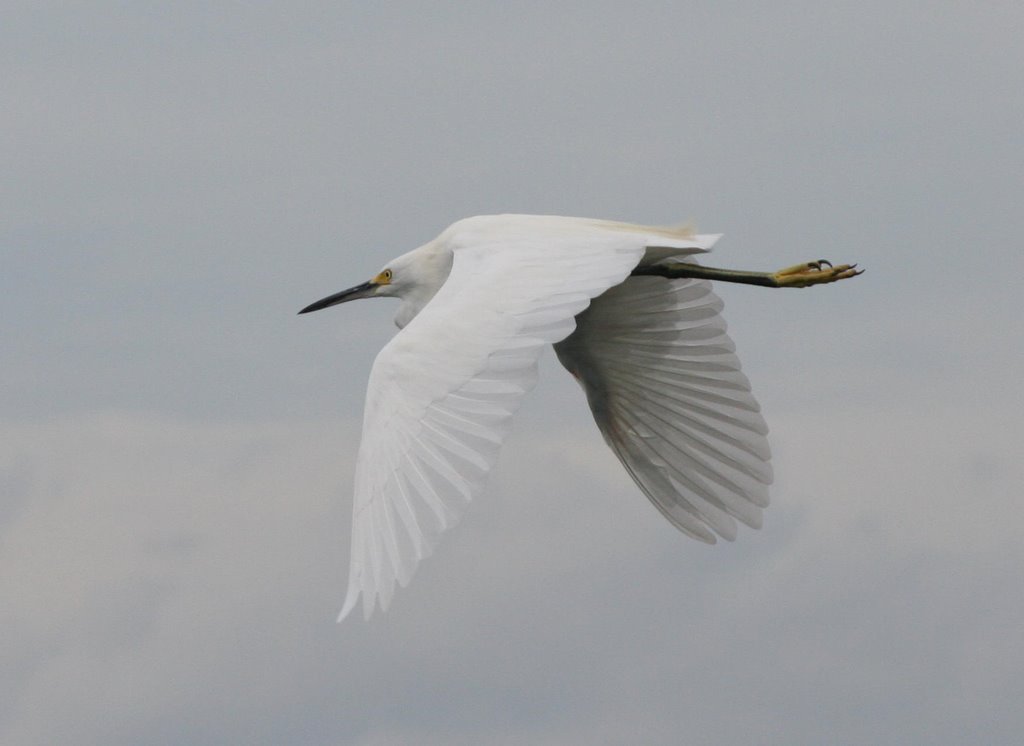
300, 214, 860, 620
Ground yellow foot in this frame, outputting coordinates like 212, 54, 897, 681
772, 260, 863, 288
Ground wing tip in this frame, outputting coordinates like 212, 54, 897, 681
336, 584, 362, 623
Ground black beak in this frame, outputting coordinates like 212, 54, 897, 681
298, 281, 377, 315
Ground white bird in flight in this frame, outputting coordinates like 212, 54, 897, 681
300, 214, 860, 620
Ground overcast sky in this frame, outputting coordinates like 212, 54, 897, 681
3, 2, 1023, 744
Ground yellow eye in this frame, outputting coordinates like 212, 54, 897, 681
374, 268, 393, 285
382, 269, 393, 281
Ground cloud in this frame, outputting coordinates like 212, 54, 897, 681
0, 413, 352, 742
2, 388, 1022, 744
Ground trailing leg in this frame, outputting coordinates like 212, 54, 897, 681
633, 259, 862, 288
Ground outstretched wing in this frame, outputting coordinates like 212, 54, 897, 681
340, 218, 713, 620
554, 271, 772, 544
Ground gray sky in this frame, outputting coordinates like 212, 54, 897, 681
3, 2, 1023, 744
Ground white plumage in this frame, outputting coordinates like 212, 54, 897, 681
301, 215, 772, 620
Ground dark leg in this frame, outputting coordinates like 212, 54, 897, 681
632, 259, 862, 288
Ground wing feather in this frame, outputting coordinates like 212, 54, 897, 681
554, 273, 772, 544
